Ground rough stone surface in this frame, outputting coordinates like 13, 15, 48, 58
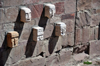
0, 0, 100, 66
5, 7, 18, 22
55, 2, 65, 14
89, 40, 100, 57
64, 0, 76, 14
73, 52, 89, 61
75, 28, 82, 45
28, 4, 43, 19
82, 26, 90, 43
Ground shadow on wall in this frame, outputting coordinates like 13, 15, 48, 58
98, 23, 100, 40
25, 7, 47, 58
0, 9, 24, 66
14, 9, 24, 38
0, 35, 12, 66
49, 28, 59, 54
38, 8, 48, 30
25, 29, 37, 58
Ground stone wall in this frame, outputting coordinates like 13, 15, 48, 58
0, 0, 100, 66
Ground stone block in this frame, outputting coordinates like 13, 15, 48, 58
58, 49, 72, 65
50, 17, 61, 23
80, 12, 87, 26
65, 20, 75, 33
64, 0, 76, 14
3, 23, 15, 32
89, 40, 100, 56
40, 0, 52, 3
75, 28, 82, 45
55, 2, 64, 14
45, 53, 59, 66
28, 4, 43, 19
77, 0, 92, 11
67, 33, 74, 46
61, 13, 75, 20
44, 24, 54, 39
94, 26, 99, 40
89, 27, 95, 41
43, 40, 50, 57
91, 0, 100, 9
96, 9, 100, 14
82, 26, 90, 43
0, 8, 6, 23
73, 52, 89, 61
20, 29, 31, 40
60, 34, 68, 48
23, 0, 39, 4
5, 7, 18, 22
90, 14, 100, 27
12, 56, 45, 66
3, 0, 24, 6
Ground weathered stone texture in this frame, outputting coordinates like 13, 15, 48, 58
82, 26, 90, 43
44, 24, 54, 39
75, 28, 82, 45
12, 56, 45, 66
64, 0, 76, 14
77, 0, 92, 11
5, 7, 18, 22
89, 40, 100, 56
28, 4, 43, 19
55, 2, 65, 14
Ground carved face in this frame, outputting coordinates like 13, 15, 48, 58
44, 3, 56, 18
25, 12, 31, 21
33, 26, 44, 41
54, 22, 66, 36
37, 28, 44, 41
7, 31, 19, 48
20, 7, 31, 22
61, 25, 66, 36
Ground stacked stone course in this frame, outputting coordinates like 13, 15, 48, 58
0, 0, 100, 66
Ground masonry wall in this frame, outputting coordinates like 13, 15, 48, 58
0, 0, 100, 66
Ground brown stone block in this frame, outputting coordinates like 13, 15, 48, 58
7, 31, 19, 48
61, 13, 75, 20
